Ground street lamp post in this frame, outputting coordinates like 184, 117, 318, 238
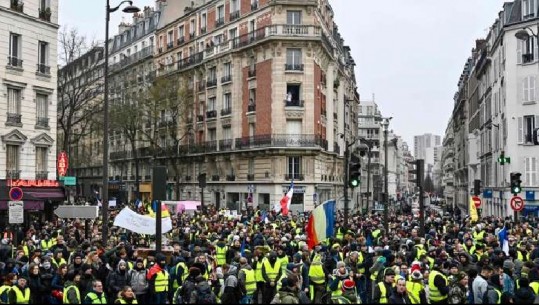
102, 0, 140, 246
380, 117, 392, 234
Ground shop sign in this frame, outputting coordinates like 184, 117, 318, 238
9, 179, 60, 187
57, 151, 68, 177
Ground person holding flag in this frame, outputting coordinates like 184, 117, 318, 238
275, 181, 294, 217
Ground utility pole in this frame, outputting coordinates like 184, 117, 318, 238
381, 117, 392, 234
344, 141, 350, 225
416, 160, 425, 236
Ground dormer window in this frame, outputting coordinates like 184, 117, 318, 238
523, 0, 536, 19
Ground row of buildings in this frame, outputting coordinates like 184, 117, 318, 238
0, 0, 415, 220
442, 0, 539, 218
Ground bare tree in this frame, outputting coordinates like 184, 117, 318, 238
57, 27, 104, 158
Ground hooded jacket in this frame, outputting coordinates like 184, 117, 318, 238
221, 265, 241, 304
107, 261, 129, 297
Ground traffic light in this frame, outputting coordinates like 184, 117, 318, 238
497, 151, 511, 165
473, 179, 481, 196
197, 173, 207, 188
409, 159, 424, 185
510, 172, 522, 195
348, 153, 361, 188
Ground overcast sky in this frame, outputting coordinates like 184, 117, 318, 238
60, 0, 507, 147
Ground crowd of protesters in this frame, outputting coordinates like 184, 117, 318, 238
1, 202, 539, 304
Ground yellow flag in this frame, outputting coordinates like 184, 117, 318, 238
470, 196, 478, 222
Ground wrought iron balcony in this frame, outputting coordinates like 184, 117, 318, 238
36, 117, 49, 128
7, 56, 23, 68
523, 53, 534, 63
334, 142, 340, 154
247, 174, 255, 181
198, 81, 206, 91
230, 11, 240, 21
219, 139, 233, 151
221, 75, 232, 83
7, 113, 22, 124
226, 174, 236, 181
206, 110, 217, 119
35, 171, 48, 180
10, 0, 23, 12
167, 42, 174, 50
177, 37, 185, 45
185, 175, 192, 181
6, 170, 21, 179
235, 134, 327, 150
207, 78, 218, 87
197, 115, 204, 122
285, 174, 304, 181
247, 104, 256, 112
212, 175, 220, 181
215, 17, 225, 28
284, 99, 304, 107
189, 32, 196, 40
144, 175, 151, 180
248, 68, 256, 78
36, 64, 50, 75
251, 2, 258, 10
285, 63, 304, 71
221, 108, 232, 116
200, 27, 207, 34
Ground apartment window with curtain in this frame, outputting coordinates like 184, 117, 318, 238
208, 97, 216, 111
288, 156, 302, 180
517, 115, 539, 143
208, 128, 217, 141
287, 11, 302, 24
36, 93, 49, 128
9, 33, 22, 67
7, 87, 22, 125
523, 0, 536, 19
36, 147, 48, 177
286, 48, 302, 70
223, 93, 231, 112
6, 145, 19, 177
38, 41, 50, 74
222, 126, 231, 140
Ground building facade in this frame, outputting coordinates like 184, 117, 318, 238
357, 100, 381, 211
103, 0, 361, 212
0, 0, 62, 223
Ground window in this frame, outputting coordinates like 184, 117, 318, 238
523, 0, 536, 19
222, 126, 232, 140
518, 115, 539, 143
9, 33, 21, 67
231, 0, 239, 12
7, 88, 21, 115
286, 84, 301, 103
522, 76, 536, 103
36, 93, 48, 125
36, 147, 47, 173
208, 128, 217, 141
249, 88, 256, 104
208, 96, 216, 111
217, 5, 224, 20
223, 93, 231, 110
38, 41, 49, 73
223, 62, 231, 77
40, 0, 49, 10
288, 156, 302, 179
190, 19, 196, 35
178, 25, 184, 38
229, 28, 237, 39
287, 11, 302, 24
167, 31, 173, 46
6, 145, 19, 172
209, 66, 217, 80
525, 157, 538, 186
286, 49, 302, 70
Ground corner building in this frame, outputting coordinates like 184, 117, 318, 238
153, 0, 359, 212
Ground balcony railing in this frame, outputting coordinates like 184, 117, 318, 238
221, 108, 232, 116
7, 56, 23, 68
219, 139, 233, 151
235, 134, 327, 150
38, 8, 51, 22
247, 174, 255, 181
35, 171, 48, 180
247, 104, 256, 112
212, 175, 220, 181
7, 113, 22, 124
206, 110, 217, 119
221, 74, 232, 83
6, 170, 21, 179
197, 115, 204, 122
110, 46, 154, 72
251, 2, 258, 10
144, 175, 151, 180
200, 27, 207, 34
523, 53, 534, 63
207, 78, 218, 87
248, 68, 256, 78
36, 117, 49, 128
285, 173, 304, 181
185, 175, 192, 181
226, 174, 236, 181
10, 0, 23, 12
215, 17, 225, 28
36, 64, 50, 75
284, 99, 304, 107
230, 11, 240, 21
167, 42, 174, 50
285, 63, 304, 71
189, 32, 196, 40
177, 37, 185, 45
334, 142, 340, 154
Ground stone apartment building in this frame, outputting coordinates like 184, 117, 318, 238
0, 0, 62, 222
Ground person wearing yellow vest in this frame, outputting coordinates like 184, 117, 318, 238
51, 250, 67, 270
331, 279, 360, 304
63, 271, 82, 304
0, 273, 15, 304
483, 274, 503, 304
372, 268, 395, 304
308, 253, 326, 303
114, 286, 138, 304
428, 264, 449, 304
328, 261, 350, 297
238, 258, 257, 304
389, 278, 412, 303
276, 246, 289, 274
147, 253, 169, 304
252, 249, 266, 304
407, 267, 428, 304
214, 238, 228, 266
40, 235, 53, 252
83, 280, 107, 304
261, 251, 282, 304
7, 277, 30, 304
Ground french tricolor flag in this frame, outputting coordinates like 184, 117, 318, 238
278, 181, 294, 216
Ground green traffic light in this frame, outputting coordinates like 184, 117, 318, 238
350, 179, 359, 187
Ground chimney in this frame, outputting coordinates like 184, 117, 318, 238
118, 20, 130, 34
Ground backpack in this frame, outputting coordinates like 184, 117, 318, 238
179, 279, 196, 304
195, 285, 216, 304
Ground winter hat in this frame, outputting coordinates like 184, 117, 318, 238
410, 261, 422, 274
336, 261, 346, 269
411, 270, 423, 281
342, 279, 355, 291
503, 260, 515, 270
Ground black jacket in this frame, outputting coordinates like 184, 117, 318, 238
514, 287, 536, 304
388, 291, 412, 304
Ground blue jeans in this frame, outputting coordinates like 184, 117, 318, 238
240, 295, 254, 304
356, 276, 368, 304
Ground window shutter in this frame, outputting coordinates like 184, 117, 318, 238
533, 157, 538, 186
518, 39, 523, 64
286, 50, 292, 64
531, 76, 536, 101
524, 77, 530, 102
518, 117, 524, 143
525, 157, 531, 185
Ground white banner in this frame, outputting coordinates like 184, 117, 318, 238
113, 207, 172, 235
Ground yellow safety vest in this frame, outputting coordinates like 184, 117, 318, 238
414, 244, 426, 260
0, 285, 11, 301
116, 298, 138, 304
242, 269, 256, 295
41, 240, 53, 251
357, 252, 365, 274
215, 245, 228, 266
11, 286, 30, 304
263, 260, 281, 281
517, 251, 530, 262
473, 231, 485, 243
336, 228, 344, 240
428, 270, 447, 302
329, 278, 343, 297
277, 256, 289, 274
63, 285, 80, 304
255, 258, 266, 282
154, 270, 169, 292
86, 292, 107, 304
377, 282, 388, 304
201, 264, 212, 280
308, 261, 325, 284
406, 281, 422, 304
530, 282, 539, 295
172, 262, 188, 290
52, 258, 67, 269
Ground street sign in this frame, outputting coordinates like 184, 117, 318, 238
9, 187, 23, 201
510, 196, 525, 212
54, 205, 98, 219
8, 201, 24, 224
57, 151, 68, 177
472, 196, 482, 208
60, 176, 77, 186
